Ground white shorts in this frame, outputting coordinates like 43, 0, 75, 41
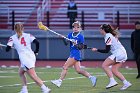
19, 51, 36, 71
109, 49, 127, 63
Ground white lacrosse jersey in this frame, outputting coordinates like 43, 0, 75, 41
104, 33, 126, 54
7, 33, 35, 55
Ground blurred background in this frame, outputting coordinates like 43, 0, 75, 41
0, 0, 140, 60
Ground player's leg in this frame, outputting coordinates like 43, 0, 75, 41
26, 68, 51, 93
112, 63, 132, 90
60, 58, 76, 80
102, 58, 118, 89
137, 54, 140, 78
74, 62, 97, 87
74, 61, 90, 77
70, 18, 74, 29
19, 67, 28, 93
112, 62, 125, 81
135, 53, 140, 78
51, 57, 76, 87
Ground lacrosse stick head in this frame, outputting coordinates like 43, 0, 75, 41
38, 22, 49, 31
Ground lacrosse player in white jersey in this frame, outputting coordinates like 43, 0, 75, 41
5, 22, 51, 93
92, 24, 132, 90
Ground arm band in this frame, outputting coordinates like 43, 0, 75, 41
6, 45, 12, 52
97, 45, 111, 53
33, 39, 39, 53
63, 38, 69, 46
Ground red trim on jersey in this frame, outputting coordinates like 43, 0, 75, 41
8, 38, 13, 42
106, 37, 111, 44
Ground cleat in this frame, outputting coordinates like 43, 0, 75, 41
19, 88, 28, 93
42, 87, 51, 93
120, 82, 132, 90
106, 81, 118, 89
19, 90, 28, 93
90, 76, 97, 87
51, 80, 62, 88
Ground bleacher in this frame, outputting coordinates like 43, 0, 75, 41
49, 0, 140, 30
0, 0, 140, 31
0, 0, 40, 30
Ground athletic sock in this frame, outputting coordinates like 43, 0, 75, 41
110, 77, 116, 82
22, 86, 27, 90
41, 84, 47, 90
58, 79, 62, 82
123, 79, 128, 84
89, 75, 95, 79
88, 75, 92, 79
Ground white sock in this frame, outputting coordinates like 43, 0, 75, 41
41, 84, 47, 90
58, 79, 62, 82
89, 76, 92, 79
123, 80, 128, 84
110, 77, 116, 82
22, 86, 27, 90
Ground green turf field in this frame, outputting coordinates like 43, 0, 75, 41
0, 67, 139, 93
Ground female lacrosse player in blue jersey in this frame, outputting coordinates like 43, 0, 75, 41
51, 21, 97, 88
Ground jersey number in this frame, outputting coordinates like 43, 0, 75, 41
21, 37, 26, 46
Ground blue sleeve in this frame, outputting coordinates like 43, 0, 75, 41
68, 33, 71, 39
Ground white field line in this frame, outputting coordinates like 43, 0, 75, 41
0, 74, 105, 88
0, 70, 138, 75
0, 76, 15, 78
0, 72, 138, 88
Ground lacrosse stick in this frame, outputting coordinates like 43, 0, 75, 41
38, 22, 75, 43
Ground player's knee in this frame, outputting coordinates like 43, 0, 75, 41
18, 70, 25, 77
63, 66, 68, 70
102, 64, 107, 69
111, 67, 118, 73
19, 72, 22, 77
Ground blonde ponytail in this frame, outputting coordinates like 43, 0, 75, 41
14, 22, 23, 38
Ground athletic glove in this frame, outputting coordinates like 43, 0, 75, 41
75, 43, 86, 50
34, 51, 38, 56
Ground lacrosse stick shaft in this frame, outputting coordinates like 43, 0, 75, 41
0, 43, 7, 47
0, 43, 14, 49
49, 29, 73, 42
87, 47, 92, 49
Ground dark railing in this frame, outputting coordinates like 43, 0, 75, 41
117, 11, 120, 29
12, 10, 15, 30
11, 10, 121, 30
81, 11, 85, 30
47, 11, 50, 28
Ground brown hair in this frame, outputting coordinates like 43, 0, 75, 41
14, 22, 24, 38
100, 24, 119, 37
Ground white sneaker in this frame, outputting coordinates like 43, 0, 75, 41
51, 79, 62, 88
42, 87, 51, 93
89, 76, 97, 87
106, 81, 118, 89
120, 82, 132, 90
19, 89, 28, 93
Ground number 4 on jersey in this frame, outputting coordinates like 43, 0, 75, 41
21, 37, 26, 46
